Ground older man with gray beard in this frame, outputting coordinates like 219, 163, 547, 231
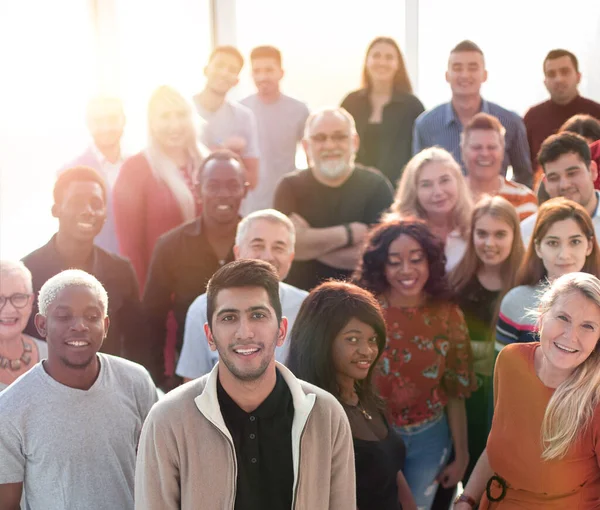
274, 107, 394, 290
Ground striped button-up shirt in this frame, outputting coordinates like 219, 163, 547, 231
413, 99, 532, 188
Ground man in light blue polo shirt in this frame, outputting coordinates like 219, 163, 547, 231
413, 40, 532, 188
176, 209, 307, 381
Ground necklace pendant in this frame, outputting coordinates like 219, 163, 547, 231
0, 357, 8, 369
361, 409, 373, 420
10, 359, 22, 371
21, 353, 31, 365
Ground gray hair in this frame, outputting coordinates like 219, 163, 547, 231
235, 209, 296, 251
38, 270, 109, 317
303, 107, 357, 140
0, 260, 33, 294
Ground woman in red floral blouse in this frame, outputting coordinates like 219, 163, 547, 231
355, 218, 476, 510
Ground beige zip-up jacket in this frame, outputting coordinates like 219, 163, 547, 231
135, 362, 356, 510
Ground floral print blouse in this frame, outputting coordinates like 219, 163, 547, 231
376, 299, 477, 427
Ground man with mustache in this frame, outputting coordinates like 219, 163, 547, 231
21, 166, 143, 362
135, 259, 356, 510
240, 46, 309, 215
273, 107, 394, 291
520, 132, 600, 246
0, 270, 157, 510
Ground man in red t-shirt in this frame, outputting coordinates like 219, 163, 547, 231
591, 140, 600, 189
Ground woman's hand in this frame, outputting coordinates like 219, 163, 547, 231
436, 455, 469, 488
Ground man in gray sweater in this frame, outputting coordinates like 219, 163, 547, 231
135, 259, 356, 510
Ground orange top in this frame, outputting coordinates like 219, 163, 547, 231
482, 343, 600, 509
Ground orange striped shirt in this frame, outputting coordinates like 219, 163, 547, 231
497, 177, 538, 221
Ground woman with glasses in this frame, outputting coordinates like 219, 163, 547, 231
0, 261, 48, 390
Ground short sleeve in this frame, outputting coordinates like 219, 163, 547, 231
441, 304, 477, 399
175, 295, 215, 379
242, 108, 260, 158
0, 415, 26, 484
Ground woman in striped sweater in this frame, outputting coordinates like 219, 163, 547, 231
496, 197, 600, 351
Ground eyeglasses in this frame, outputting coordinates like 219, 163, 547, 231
310, 133, 349, 144
0, 293, 31, 310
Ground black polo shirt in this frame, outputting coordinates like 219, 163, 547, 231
217, 370, 295, 510
274, 165, 394, 290
142, 218, 236, 385
21, 235, 143, 361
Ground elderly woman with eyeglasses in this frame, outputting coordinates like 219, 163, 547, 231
0, 261, 48, 390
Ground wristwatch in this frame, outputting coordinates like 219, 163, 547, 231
454, 493, 477, 508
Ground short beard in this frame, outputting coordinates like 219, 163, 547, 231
59, 354, 96, 370
214, 334, 278, 382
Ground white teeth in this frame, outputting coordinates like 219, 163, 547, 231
235, 348, 259, 356
554, 342, 577, 353
400, 279, 416, 286
67, 341, 89, 347
217, 205, 230, 210
77, 222, 94, 228
356, 361, 371, 366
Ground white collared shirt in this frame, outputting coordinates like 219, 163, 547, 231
90, 144, 125, 188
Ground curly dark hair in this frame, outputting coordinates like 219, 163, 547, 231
286, 280, 386, 410
353, 218, 452, 301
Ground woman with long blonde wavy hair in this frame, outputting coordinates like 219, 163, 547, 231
456, 272, 600, 509
113, 85, 207, 291
386, 146, 473, 271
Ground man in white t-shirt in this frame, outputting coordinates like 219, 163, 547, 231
240, 46, 310, 215
521, 132, 600, 245
194, 46, 260, 191
0, 270, 157, 510
176, 209, 307, 381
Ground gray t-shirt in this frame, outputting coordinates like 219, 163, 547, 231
176, 281, 308, 379
195, 97, 260, 159
240, 94, 309, 215
0, 354, 158, 510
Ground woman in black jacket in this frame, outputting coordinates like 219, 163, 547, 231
341, 37, 424, 186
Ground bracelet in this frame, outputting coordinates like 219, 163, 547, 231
343, 223, 353, 248
454, 493, 477, 508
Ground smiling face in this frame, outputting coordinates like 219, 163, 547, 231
0, 273, 33, 341
205, 286, 286, 382
205, 52, 242, 96
446, 51, 487, 98
365, 41, 400, 86
199, 158, 247, 225
35, 285, 108, 370
385, 234, 429, 306
54, 181, 106, 243
332, 317, 379, 386
150, 101, 193, 151
251, 57, 283, 97
303, 111, 358, 184
473, 213, 514, 268
543, 152, 597, 211
86, 98, 125, 152
235, 219, 294, 280
416, 161, 459, 218
462, 129, 504, 183
544, 55, 581, 105
539, 290, 600, 376
535, 218, 593, 281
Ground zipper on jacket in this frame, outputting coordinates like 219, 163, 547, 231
291, 406, 315, 509
203, 416, 238, 510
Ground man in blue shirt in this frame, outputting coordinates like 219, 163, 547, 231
413, 40, 532, 188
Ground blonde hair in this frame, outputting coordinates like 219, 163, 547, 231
534, 272, 600, 460
450, 195, 524, 295
38, 270, 108, 317
146, 85, 207, 222
387, 147, 473, 238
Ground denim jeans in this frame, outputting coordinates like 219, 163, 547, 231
395, 413, 452, 510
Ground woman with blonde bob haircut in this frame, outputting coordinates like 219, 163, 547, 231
456, 272, 600, 509
496, 198, 600, 349
387, 147, 473, 270
113, 85, 207, 290
448, 196, 524, 485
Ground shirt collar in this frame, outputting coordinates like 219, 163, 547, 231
48, 234, 99, 273
216, 369, 290, 420
444, 97, 489, 127
592, 191, 600, 218
90, 143, 124, 165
